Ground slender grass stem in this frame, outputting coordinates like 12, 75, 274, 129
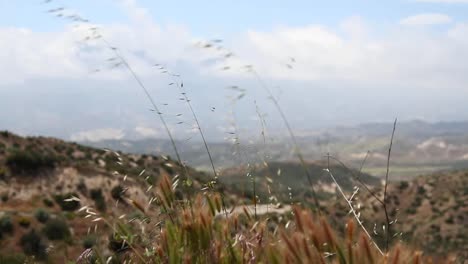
158, 69, 228, 216
384, 118, 397, 252
327, 155, 384, 205
101, 40, 184, 170
324, 167, 384, 256
250, 70, 321, 212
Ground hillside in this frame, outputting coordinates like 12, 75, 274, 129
0, 131, 465, 262
328, 169, 468, 261
0, 131, 219, 262
219, 161, 380, 206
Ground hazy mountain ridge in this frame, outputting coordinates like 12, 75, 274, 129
219, 161, 381, 206
83, 120, 468, 179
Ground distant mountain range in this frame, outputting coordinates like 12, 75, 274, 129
82, 120, 468, 179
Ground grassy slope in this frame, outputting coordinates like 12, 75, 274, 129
0, 131, 215, 262
328, 169, 468, 261
0, 131, 465, 262
219, 161, 380, 206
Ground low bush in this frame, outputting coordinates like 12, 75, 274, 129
108, 233, 130, 253
0, 131, 10, 138
0, 215, 14, 234
0, 167, 6, 179
35, 209, 50, 223
20, 229, 47, 260
82, 235, 97, 249
398, 181, 409, 190
43, 218, 70, 240
1, 193, 8, 202
18, 216, 31, 228
90, 188, 107, 212
76, 180, 88, 195
54, 193, 81, 211
6, 150, 58, 174
43, 198, 54, 207
111, 185, 125, 201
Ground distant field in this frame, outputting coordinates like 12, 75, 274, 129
362, 165, 451, 180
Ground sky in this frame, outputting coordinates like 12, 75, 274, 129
0, 0, 468, 142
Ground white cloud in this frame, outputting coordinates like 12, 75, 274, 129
209, 19, 468, 91
0, 27, 84, 85
1, 11, 468, 92
70, 128, 125, 142
0, 2, 199, 86
3, 1, 468, 137
400, 13, 452, 26
134, 126, 160, 137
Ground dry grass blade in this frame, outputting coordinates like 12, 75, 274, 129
384, 118, 397, 252
250, 70, 321, 212
324, 167, 384, 256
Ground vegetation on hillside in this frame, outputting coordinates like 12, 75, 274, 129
220, 161, 380, 206
329, 170, 468, 260
0, 132, 465, 263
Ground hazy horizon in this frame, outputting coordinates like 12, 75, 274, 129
1, 0, 468, 142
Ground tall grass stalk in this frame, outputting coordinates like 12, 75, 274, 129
155, 67, 228, 216
249, 69, 321, 211
324, 166, 384, 256
383, 118, 397, 251
100, 40, 185, 173
326, 118, 397, 253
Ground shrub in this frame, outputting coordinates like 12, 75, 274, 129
6, 150, 57, 174
43, 198, 54, 207
398, 181, 409, 190
54, 193, 81, 211
76, 180, 87, 195
412, 196, 422, 207
20, 229, 47, 259
63, 211, 76, 220
108, 233, 130, 253
0, 167, 6, 179
111, 185, 125, 201
1, 193, 8, 202
0, 215, 14, 234
0, 131, 10, 138
445, 215, 455, 224
417, 185, 426, 195
18, 216, 31, 228
90, 188, 106, 212
35, 209, 50, 223
82, 235, 97, 249
43, 218, 70, 240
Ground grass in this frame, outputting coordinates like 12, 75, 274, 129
0, 2, 459, 263
74, 174, 452, 263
